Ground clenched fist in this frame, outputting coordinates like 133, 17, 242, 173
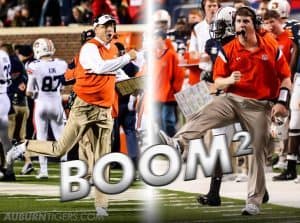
127, 49, 137, 61
228, 71, 242, 85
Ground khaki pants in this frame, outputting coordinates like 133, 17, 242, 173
8, 105, 29, 141
78, 128, 95, 180
175, 93, 272, 207
25, 96, 113, 208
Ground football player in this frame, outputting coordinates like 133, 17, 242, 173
0, 49, 12, 180
267, 0, 300, 181
26, 38, 67, 179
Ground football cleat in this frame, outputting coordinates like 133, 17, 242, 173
0, 168, 16, 181
21, 163, 34, 175
272, 170, 297, 181
196, 194, 221, 206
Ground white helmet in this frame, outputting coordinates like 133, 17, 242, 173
33, 38, 55, 59
268, 0, 291, 19
153, 9, 171, 29
210, 6, 236, 40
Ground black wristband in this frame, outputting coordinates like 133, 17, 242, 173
277, 87, 290, 108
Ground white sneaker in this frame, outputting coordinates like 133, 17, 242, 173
96, 207, 108, 217
235, 173, 248, 182
6, 141, 27, 165
159, 130, 182, 153
0, 170, 4, 179
294, 177, 300, 184
36, 172, 48, 179
241, 203, 260, 215
273, 160, 287, 170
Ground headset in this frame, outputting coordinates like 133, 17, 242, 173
233, 6, 262, 31
81, 29, 95, 45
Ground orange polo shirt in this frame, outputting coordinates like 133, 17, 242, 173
276, 30, 293, 64
153, 48, 185, 102
73, 39, 117, 107
213, 34, 291, 100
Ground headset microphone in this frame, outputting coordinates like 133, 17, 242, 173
236, 30, 246, 36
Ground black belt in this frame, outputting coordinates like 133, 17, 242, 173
0, 79, 6, 84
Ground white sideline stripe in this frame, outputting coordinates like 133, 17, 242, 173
36, 198, 144, 206
36, 198, 91, 201
220, 216, 300, 221
0, 210, 97, 214
0, 208, 145, 214
164, 203, 194, 207
204, 209, 250, 213
156, 196, 200, 199
186, 218, 300, 223
16, 175, 124, 180
217, 201, 234, 204
183, 207, 202, 210
163, 201, 198, 205
153, 193, 178, 197
110, 178, 124, 181
204, 205, 244, 208
108, 208, 145, 212
161, 199, 234, 205
110, 202, 144, 206
184, 206, 243, 210
16, 175, 60, 178
16, 166, 125, 173
16, 167, 59, 171
7, 196, 37, 199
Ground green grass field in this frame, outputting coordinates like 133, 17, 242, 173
0, 161, 299, 223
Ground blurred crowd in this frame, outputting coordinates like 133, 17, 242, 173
0, 0, 146, 27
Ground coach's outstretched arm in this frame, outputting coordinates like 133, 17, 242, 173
80, 43, 137, 75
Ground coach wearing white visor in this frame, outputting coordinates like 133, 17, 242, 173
6, 14, 137, 217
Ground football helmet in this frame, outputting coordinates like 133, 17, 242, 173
33, 38, 55, 59
210, 6, 236, 41
268, 0, 291, 19
153, 9, 171, 29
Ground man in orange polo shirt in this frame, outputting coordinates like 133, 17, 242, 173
159, 7, 292, 215
6, 14, 137, 217
263, 9, 297, 73
153, 30, 185, 137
